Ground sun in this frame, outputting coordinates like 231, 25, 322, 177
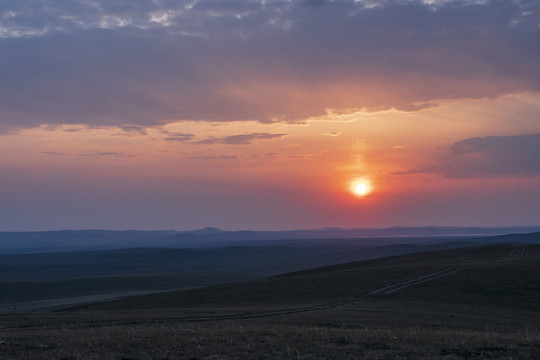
355, 182, 368, 195
350, 179, 371, 197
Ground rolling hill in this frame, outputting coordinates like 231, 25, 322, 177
0, 243, 538, 359
0, 241, 483, 313
74, 243, 540, 325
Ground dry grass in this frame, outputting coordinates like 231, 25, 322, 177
0, 321, 538, 359
1, 244, 538, 359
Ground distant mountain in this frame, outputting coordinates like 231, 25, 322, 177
1, 226, 540, 253
163, 226, 540, 244
190, 227, 225, 235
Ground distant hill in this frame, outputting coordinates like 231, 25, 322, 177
2, 226, 540, 253
474, 231, 540, 244
190, 227, 226, 235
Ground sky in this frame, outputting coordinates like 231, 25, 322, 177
1, 0, 540, 231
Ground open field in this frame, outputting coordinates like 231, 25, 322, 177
0, 321, 537, 360
0, 241, 482, 313
0, 243, 538, 359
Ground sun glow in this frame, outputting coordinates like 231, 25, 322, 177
351, 179, 371, 197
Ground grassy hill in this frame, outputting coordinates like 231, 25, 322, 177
0, 244, 538, 359
0, 241, 481, 312
78, 244, 536, 314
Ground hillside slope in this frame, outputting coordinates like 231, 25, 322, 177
78, 244, 538, 321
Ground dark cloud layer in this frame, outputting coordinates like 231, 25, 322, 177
395, 134, 540, 178
1, 0, 539, 132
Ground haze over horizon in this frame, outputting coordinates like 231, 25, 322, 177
1, 0, 539, 231
3, 225, 540, 234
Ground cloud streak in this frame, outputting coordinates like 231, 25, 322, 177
188, 155, 239, 160
164, 132, 196, 142
196, 132, 287, 145
76, 151, 139, 159
40, 151, 65, 156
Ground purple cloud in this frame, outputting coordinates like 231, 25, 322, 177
394, 134, 540, 178
0, 1, 539, 132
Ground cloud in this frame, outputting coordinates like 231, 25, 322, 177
97, 152, 123, 156
164, 132, 196, 142
41, 151, 65, 156
197, 132, 287, 145
0, 0, 539, 132
394, 133, 540, 178
161, 131, 287, 144
188, 155, 239, 160
77, 151, 138, 159
117, 125, 148, 135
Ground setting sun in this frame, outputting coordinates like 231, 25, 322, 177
351, 180, 371, 197
355, 182, 368, 195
